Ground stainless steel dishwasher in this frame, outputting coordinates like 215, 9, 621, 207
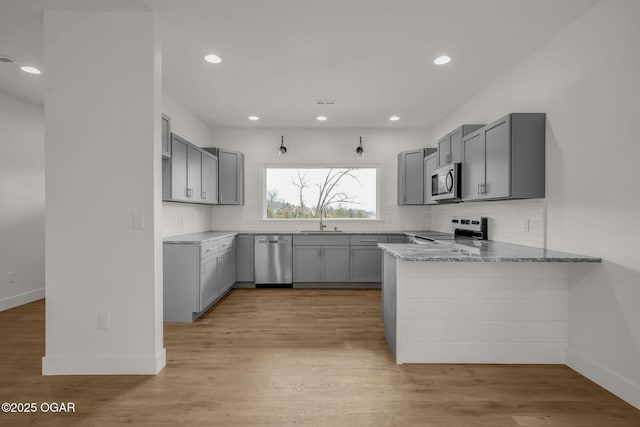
254, 235, 293, 287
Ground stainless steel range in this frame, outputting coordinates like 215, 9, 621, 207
409, 216, 487, 244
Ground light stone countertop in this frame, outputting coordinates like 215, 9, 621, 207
378, 240, 601, 263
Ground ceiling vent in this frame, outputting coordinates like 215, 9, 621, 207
0, 56, 15, 63
315, 99, 336, 105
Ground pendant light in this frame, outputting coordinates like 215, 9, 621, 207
356, 136, 364, 157
279, 135, 287, 155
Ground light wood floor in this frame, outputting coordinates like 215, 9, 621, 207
1, 289, 639, 426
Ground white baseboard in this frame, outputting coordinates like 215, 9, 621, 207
42, 348, 166, 375
567, 348, 640, 410
0, 288, 44, 312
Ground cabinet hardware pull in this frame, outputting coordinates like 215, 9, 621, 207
203, 191, 206, 199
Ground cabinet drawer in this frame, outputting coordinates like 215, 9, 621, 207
217, 236, 235, 252
293, 234, 350, 246
349, 235, 389, 245
200, 241, 219, 258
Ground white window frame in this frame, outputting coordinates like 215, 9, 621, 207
262, 163, 381, 221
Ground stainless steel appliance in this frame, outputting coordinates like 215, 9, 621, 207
452, 216, 488, 240
254, 235, 293, 287
409, 216, 487, 244
431, 163, 461, 201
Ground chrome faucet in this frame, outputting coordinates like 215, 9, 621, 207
319, 208, 327, 232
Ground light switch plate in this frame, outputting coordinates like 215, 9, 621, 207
132, 211, 145, 230
7, 271, 16, 284
98, 312, 111, 330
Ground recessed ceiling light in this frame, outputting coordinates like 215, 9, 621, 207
434, 55, 452, 65
21, 66, 41, 75
317, 116, 327, 121
248, 115, 259, 121
204, 54, 222, 64
389, 115, 400, 121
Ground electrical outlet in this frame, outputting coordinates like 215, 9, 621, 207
132, 211, 145, 230
7, 271, 16, 284
98, 312, 111, 330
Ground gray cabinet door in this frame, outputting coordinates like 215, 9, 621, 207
438, 136, 451, 167
483, 117, 511, 199
199, 254, 218, 311
450, 128, 463, 164
170, 135, 188, 201
423, 153, 439, 205
202, 152, 218, 205
398, 149, 425, 205
382, 253, 397, 355
218, 149, 244, 205
236, 235, 254, 282
161, 114, 171, 158
388, 235, 407, 243
187, 146, 202, 202
322, 246, 350, 282
293, 246, 322, 282
350, 246, 383, 282
461, 131, 484, 200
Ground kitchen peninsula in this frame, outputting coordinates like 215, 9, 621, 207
379, 238, 600, 364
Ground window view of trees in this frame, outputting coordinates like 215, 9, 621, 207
266, 167, 377, 219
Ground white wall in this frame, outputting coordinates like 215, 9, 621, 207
0, 90, 45, 311
161, 91, 213, 236
43, 10, 164, 374
208, 128, 432, 231
429, 0, 640, 408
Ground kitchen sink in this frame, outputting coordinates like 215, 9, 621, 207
298, 230, 344, 234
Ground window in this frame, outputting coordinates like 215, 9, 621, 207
265, 167, 378, 219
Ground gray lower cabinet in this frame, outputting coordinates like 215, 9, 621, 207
437, 124, 484, 167
462, 113, 545, 201
382, 252, 397, 355
349, 234, 388, 283
350, 247, 383, 282
163, 237, 236, 322
292, 234, 350, 283
388, 234, 408, 244
235, 234, 254, 282
293, 247, 322, 282
293, 246, 349, 282
423, 151, 439, 205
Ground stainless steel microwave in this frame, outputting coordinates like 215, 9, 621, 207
431, 163, 461, 201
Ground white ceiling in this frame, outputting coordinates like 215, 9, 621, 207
0, 0, 598, 128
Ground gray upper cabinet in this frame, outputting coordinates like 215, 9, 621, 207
201, 152, 218, 204
169, 134, 189, 202
423, 151, 439, 205
205, 148, 244, 205
161, 114, 171, 158
397, 148, 436, 205
163, 134, 223, 205
438, 124, 484, 167
462, 113, 545, 201
235, 234, 254, 282
187, 145, 203, 202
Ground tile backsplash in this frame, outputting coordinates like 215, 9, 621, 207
162, 202, 214, 237
429, 198, 546, 248
162, 199, 545, 248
